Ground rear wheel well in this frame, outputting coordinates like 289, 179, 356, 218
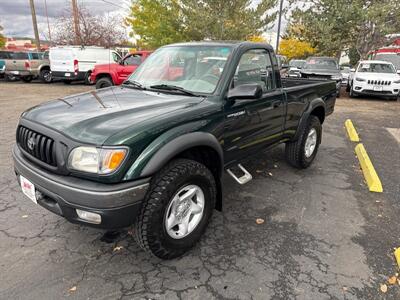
40, 66, 50, 71
310, 106, 325, 124
173, 146, 223, 211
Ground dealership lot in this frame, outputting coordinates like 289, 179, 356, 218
0, 82, 399, 299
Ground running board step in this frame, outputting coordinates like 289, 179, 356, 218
226, 164, 253, 185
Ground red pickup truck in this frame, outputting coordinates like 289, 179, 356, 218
91, 51, 152, 89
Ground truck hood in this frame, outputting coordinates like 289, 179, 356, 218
22, 86, 206, 144
93, 63, 119, 71
301, 69, 340, 76
355, 72, 400, 80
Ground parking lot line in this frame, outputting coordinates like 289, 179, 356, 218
395, 248, 400, 269
345, 119, 360, 142
386, 128, 400, 144
354, 143, 383, 193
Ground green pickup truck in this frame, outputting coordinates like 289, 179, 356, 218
13, 41, 336, 259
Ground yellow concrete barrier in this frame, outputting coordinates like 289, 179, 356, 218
345, 119, 360, 142
354, 144, 383, 192
395, 248, 400, 269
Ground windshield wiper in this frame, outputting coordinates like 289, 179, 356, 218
149, 84, 199, 96
123, 80, 146, 90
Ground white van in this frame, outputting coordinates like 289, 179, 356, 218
49, 46, 121, 84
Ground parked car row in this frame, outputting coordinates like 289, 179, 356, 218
0, 50, 51, 83
0, 47, 152, 87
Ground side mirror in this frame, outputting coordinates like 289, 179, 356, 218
350, 68, 355, 72
227, 83, 263, 100
397, 70, 400, 75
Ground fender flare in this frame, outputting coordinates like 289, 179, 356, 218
140, 132, 223, 177
293, 98, 326, 141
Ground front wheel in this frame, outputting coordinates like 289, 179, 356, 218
349, 86, 357, 98
285, 115, 322, 169
21, 76, 32, 83
95, 77, 113, 89
135, 159, 216, 259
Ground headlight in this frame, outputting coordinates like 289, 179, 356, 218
355, 77, 366, 82
68, 146, 127, 174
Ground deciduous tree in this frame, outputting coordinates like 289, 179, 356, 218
279, 38, 315, 60
52, 5, 126, 47
125, 0, 277, 49
0, 24, 6, 48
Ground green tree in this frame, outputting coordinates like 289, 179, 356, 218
0, 25, 6, 48
348, 48, 360, 66
125, 0, 277, 49
287, 0, 400, 58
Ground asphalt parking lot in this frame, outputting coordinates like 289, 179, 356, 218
0, 81, 399, 299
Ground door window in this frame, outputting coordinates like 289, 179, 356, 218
233, 49, 276, 92
124, 54, 142, 65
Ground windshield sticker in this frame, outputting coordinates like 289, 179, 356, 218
362, 64, 370, 69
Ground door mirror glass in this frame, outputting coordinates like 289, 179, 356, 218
227, 83, 263, 100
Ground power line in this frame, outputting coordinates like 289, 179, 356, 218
95, 0, 126, 10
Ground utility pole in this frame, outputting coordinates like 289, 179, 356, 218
44, 0, 52, 44
71, 0, 80, 45
276, 0, 284, 54
29, 0, 41, 50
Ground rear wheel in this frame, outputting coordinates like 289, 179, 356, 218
96, 77, 113, 89
135, 159, 216, 259
285, 115, 322, 169
21, 76, 32, 83
39, 69, 52, 83
84, 71, 94, 85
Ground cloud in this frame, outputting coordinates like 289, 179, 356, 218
0, 0, 127, 37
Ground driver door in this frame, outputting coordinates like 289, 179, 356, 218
118, 54, 142, 82
223, 49, 285, 164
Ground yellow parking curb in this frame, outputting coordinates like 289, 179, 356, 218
345, 119, 360, 142
354, 144, 383, 192
395, 248, 400, 269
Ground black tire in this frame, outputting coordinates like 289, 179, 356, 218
39, 69, 52, 83
346, 83, 350, 93
349, 86, 357, 98
21, 76, 32, 83
285, 115, 322, 169
135, 159, 216, 259
96, 77, 113, 89
63, 80, 71, 84
84, 71, 94, 85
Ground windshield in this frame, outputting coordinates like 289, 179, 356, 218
303, 57, 339, 70
127, 45, 233, 94
289, 60, 306, 68
374, 53, 400, 69
358, 62, 395, 73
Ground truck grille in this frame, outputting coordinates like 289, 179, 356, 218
17, 126, 57, 166
367, 80, 391, 85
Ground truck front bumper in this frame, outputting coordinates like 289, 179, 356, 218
13, 145, 150, 229
51, 71, 86, 81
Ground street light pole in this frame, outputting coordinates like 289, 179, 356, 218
29, 0, 41, 50
276, 0, 284, 54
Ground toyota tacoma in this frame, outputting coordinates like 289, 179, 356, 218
13, 42, 337, 259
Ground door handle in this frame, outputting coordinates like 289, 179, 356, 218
272, 101, 281, 108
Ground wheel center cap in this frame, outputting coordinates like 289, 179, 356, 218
176, 200, 191, 219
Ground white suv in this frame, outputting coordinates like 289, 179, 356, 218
348, 60, 400, 100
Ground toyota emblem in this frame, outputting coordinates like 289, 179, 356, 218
27, 137, 35, 151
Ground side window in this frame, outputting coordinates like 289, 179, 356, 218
43, 51, 49, 59
124, 54, 142, 65
31, 52, 39, 60
112, 52, 121, 62
233, 49, 276, 92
